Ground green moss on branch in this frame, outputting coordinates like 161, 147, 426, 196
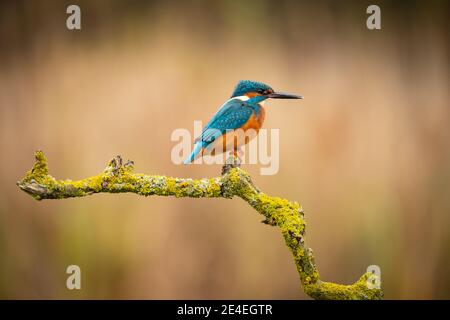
17, 151, 383, 300
18, 151, 222, 200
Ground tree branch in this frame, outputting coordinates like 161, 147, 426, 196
17, 151, 383, 300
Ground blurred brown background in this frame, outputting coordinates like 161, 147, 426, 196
0, 0, 449, 299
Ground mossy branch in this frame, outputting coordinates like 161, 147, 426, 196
17, 151, 383, 300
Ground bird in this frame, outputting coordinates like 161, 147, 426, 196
184, 80, 303, 164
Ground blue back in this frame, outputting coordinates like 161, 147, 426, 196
198, 99, 254, 144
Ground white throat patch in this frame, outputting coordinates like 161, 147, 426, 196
233, 95, 250, 101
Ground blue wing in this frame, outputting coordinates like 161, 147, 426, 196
183, 99, 254, 164
198, 98, 254, 144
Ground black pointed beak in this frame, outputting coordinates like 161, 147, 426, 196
267, 92, 303, 99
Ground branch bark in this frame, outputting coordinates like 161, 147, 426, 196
17, 151, 383, 300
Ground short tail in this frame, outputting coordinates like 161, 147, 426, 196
183, 142, 203, 164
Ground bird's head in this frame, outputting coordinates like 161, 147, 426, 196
231, 80, 303, 101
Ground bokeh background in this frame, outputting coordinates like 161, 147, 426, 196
0, 0, 449, 299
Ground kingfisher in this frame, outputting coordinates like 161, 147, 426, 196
184, 80, 303, 164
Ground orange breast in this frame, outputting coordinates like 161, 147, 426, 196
241, 106, 265, 132
207, 106, 266, 155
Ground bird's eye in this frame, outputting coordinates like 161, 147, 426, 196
257, 89, 265, 94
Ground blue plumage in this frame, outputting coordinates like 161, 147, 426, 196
231, 80, 273, 98
201, 99, 254, 142
183, 142, 204, 164
184, 98, 255, 164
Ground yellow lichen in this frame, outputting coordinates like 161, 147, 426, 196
16, 151, 383, 300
